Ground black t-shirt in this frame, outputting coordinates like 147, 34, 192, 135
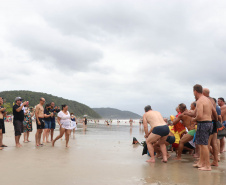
44, 109, 51, 121
13, 104, 24, 121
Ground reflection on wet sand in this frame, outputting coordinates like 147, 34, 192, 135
1, 123, 226, 185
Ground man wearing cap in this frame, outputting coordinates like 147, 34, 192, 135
13, 97, 28, 147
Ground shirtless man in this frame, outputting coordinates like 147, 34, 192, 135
192, 84, 218, 171
173, 103, 196, 160
35, 98, 45, 146
143, 105, 169, 163
0, 97, 7, 150
203, 88, 219, 166
218, 97, 226, 153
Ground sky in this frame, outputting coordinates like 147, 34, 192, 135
1, 0, 226, 117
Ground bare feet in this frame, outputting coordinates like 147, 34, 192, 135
16, 144, 22, 148
0, 147, 3, 150
66, 145, 70, 148
146, 158, 155, 163
193, 154, 199, 158
198, 166, 211, 171
47, 141, 51, 143
211, 162, 218, 167
173, 157, 181, 160
162, 159, 167, 163
193, 164, 202, 168
52, 141, 55, 147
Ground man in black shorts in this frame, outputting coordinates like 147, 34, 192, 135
13, 97, 28, 147
0, 97, 7, 149
203, 88, 219, 166
35, 98, 45, 146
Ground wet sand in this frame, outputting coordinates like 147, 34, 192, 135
1, 122, 226, 185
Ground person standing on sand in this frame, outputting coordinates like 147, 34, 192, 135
83, 116, 87, 128
203, 88, 219, 167
50, 102, 59, 141
70, 113, 77, 138
192, 84, 218, 171
52, 104, 72, 148
43, 104, 53, 143
0, 97, 7, 149
143, 105, 169, 163
13, 97, 28, 147
23, 103, 34, 143
218, 97, 226, 153
35, 98, 45, 147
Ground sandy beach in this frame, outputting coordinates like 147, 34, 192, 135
0, 121, 226, 185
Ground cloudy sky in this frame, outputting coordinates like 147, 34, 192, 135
1, 0, 226, 116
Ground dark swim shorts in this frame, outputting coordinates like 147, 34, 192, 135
211, 120, 217, 135
36, 118, 45, 129
13, 120, 23, 136
196, 121, 213, 145
166, 136, 175, 144
152, 125, 169, 137
0, 119, 5, 134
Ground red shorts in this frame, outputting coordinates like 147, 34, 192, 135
172, 143, 179, 148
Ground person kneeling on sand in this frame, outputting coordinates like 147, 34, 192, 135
143, 105, 169, 163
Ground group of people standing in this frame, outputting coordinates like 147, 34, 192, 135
0, 96, 82, 149
143, 84, 226, 171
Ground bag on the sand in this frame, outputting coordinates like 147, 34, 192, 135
217, 121, 226, 139
132, 137, 140, 144
141, 141, 148, 155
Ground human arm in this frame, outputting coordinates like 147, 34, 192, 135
143, 114, 149, 138
0, 107, 6, 112
3, 112, 7, 117
184, 109, 196, 117
57, 117, 62, 126
192, 102, 203, 122
212, 105, 218, 122
15, 102, 27, 112
35, 106, 41, 125
172, 114, 182, 125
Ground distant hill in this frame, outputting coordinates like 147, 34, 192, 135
0, 90, 101, 118
92, 108, 141, 119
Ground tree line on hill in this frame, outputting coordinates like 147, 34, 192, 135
0, 90, 101, 118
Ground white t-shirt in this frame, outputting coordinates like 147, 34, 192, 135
58, 111, 71, 129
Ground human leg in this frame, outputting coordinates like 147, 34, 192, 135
65, 129, 71, 147
220, 137, 225, 153
198, 145, 211, 171
175, 134, 193, 160
158, 136, 168, 162
146, 133, 161, 163
210, 133, 219, 166
52, 127, 65, 147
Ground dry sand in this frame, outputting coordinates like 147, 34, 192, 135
0, 122, 226, 185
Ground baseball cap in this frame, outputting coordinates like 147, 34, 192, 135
15, 97, 23, 102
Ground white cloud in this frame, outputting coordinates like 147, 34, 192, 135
1, 0, 226, 116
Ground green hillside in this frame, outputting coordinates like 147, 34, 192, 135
0, 90, 101, 118
92, 108, 142, 119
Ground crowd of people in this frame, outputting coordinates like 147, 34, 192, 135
0, 97, 88, 149
143, 84, 226, 171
